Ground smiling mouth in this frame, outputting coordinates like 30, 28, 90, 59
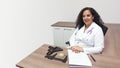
84, 20, 89, 23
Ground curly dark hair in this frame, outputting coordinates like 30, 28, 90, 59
76, 7, 104, 29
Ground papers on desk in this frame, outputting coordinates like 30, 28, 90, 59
68, 50, 92, 67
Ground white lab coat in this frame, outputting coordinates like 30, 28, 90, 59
69, 22, 104, 54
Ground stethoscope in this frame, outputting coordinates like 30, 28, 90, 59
87, 27, 94, 35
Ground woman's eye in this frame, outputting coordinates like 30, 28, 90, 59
87, 15, 90, 17
83, 14, 91, 18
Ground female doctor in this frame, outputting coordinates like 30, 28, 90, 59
69, 7, 104, 54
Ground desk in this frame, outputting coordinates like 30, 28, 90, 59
16, 44, 120, 68
16, 44, 68, 68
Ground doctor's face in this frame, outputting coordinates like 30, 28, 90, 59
82, 10, 94, 27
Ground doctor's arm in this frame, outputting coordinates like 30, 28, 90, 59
69, 28, 78, 46
83, 29, 104, 54
69, 28, 84, 53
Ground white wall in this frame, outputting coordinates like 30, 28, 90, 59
0, 0, 120, 68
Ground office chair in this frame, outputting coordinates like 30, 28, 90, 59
99, 24, 108, 54
100, 24, 108, 36
65, 24, 108, 50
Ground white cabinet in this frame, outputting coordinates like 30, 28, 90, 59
52, 27, 75, 48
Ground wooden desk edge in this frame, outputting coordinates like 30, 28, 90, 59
16, 64, 24, 68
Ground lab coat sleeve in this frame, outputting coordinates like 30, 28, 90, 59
83, 28, 104, 54
69, 28, 78, 46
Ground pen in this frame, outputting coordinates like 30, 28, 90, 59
90, 55, 96, 62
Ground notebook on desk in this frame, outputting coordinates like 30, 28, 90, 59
68, 50, 92, 68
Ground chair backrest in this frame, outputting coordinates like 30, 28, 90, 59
100, 25, 108, 36
100, 24, 108, 54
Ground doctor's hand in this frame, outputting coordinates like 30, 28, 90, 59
71, 46, 84, 53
